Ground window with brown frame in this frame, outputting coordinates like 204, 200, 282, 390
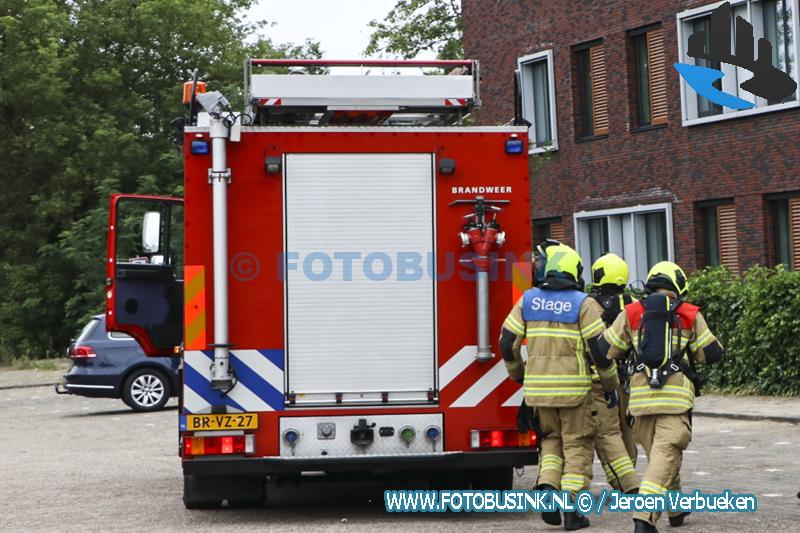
678, 1, 798, 124
573, 41, 608, 138
699, 201, 738, 273
630, 25, 668, 128
771, 195, 800, 271
534, 218, 564, 244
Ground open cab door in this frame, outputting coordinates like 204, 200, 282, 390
106, 194, 184, 356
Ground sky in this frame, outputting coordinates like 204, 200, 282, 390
248, 0, 406, 59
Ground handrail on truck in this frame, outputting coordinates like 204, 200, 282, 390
244, 58, 481, 127
248, 58, 475, 71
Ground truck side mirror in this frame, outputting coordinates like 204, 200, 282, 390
142, 211, 161, 254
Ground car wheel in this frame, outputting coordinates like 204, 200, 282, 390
122, 368, 170, 412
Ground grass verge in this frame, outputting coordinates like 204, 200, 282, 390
0, 355, 67, 371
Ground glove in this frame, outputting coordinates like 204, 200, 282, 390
625, 413, 634, 429
604, 391, 619, 409
517, 398, 542, 439
517, 398, 536, 433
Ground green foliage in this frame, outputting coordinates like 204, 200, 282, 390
689, 266, 800, 395
0, 0, 320, 359
0, 354, 66, 370
365, 0, 463, 60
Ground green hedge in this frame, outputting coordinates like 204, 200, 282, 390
688, 266, 800, 395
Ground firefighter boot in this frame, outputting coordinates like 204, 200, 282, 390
535, 484, 561, 526
668, 512, 690, 527
634, 519, 658, 533
563, 511, 590, 531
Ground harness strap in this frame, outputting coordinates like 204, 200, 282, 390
630, 296, 698, 389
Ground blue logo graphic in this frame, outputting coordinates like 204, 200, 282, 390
674, 1, 797, 110
673, 64, 754, 110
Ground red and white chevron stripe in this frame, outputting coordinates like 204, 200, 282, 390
441, 345, 522, 409
258, 98, 282, 106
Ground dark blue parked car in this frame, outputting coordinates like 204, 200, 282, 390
56, 315, 180, 412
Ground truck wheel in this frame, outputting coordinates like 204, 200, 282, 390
183, 475, 223, 509
429, 470, 470, 491
470, 467, 514, 491
122, 368, 170, 412
227, 478, 268, 508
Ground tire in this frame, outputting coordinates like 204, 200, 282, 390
183, 475, 223, 510
470, 467, 514, 491
183, 474, 266, 509
122, 368, 170, 412
185, 499, 223, 510
227, 496, 266, 508
227, 477, 268, 508
428, 470, 471, 491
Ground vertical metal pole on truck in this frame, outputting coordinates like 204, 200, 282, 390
208, 114, 234, 390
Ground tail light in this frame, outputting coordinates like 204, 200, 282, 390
470, 428, 538, 449
183, 434, 255, 457
69, 346, 96, 358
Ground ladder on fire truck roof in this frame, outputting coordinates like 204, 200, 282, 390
245, 59, 480, 126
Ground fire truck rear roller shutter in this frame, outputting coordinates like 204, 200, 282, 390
284, 153, 436, 405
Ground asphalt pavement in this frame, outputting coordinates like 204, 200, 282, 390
1, 376, 798, 532
0, 367, 65, 389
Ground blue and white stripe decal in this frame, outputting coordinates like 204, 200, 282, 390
183, 349, 285, 414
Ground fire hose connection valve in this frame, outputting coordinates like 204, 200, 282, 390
450, 196, 510, 363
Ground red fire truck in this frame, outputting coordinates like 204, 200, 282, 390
105, 59, 537, 508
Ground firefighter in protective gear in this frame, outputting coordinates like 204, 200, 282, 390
500, 243, 610, 531
591, 261, 724, 533
588, 254, 638, 493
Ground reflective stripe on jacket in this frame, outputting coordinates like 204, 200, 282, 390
520, 289, 604, 407
628, 372, 695, 415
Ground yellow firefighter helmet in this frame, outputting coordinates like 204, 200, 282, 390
592, 253, 629, 287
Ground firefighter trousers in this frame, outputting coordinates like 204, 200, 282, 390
618, 385, 638, 463
633, 412, 692, 526
588, 383, 639, 493
536, 394, 596, 495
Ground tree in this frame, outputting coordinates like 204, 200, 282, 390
0, 0, 321, 360
365, 0, 462, 60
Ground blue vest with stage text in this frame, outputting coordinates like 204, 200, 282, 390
521, 287, 586, 324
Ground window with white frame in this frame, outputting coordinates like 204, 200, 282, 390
574, 204, 674, 285
677, 0, 800, 125
518, 50, 558, 151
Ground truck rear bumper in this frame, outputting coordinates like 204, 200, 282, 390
183, 449, 538, 476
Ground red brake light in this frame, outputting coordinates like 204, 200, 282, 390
183, 435, 251, 457
221, 436, 234, 454
471, 428, 538, 449
70, 346, 96, 358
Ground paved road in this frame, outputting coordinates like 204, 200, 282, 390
1, 385, 798, 532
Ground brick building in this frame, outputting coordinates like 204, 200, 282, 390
463, 0, 800, 283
